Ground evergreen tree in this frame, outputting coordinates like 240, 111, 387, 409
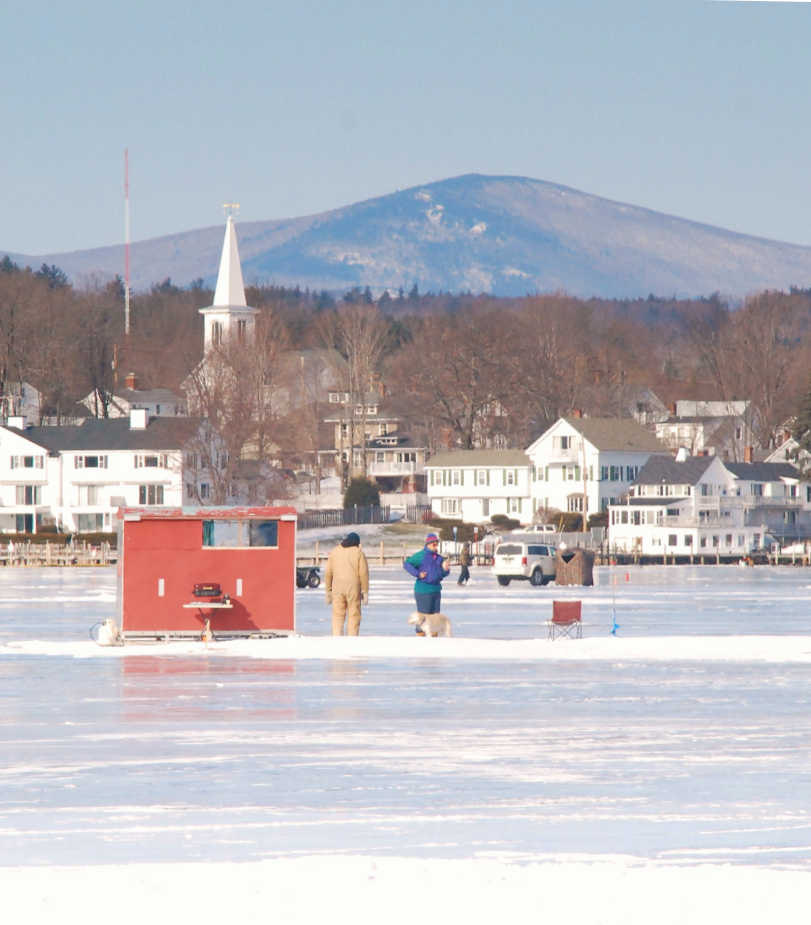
408, 283, 419, 300
343, 476, 380, 508
0, 255, 19, 274
34, 263, 70, 289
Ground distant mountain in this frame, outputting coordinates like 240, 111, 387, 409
7, 174, 811, 299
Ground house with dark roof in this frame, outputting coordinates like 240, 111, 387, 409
0, 411, 203, 534
525, 416, 670, 520
607, 449, 809, 556
425, 449, 532, 523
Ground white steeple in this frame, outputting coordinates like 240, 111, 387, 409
212, 215, 247, 307
200, 215, 258, 351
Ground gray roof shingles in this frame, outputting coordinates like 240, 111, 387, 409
9, 417, 201, 454
562, 417, 669, 453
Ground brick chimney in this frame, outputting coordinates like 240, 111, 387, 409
744, 446, 754, 463
573, 409, 583, 418
126, 372, 138, 391
669, 403, 677, 416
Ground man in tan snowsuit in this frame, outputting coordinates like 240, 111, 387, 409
324, 532, 369, 635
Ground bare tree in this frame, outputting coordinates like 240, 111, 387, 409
322, 304, 390, 483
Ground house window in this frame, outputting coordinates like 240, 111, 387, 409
725, 534, 733, 546
668, 534, 677, 547
700, 536, 707, 548
186, 453, 197, 469
684, 535, 692, 546
476, 470, 487, 485
11, 455, 44, 469
135, 454, 165, 468
200, 484, 209, 500
328, 393, 340, 403
506, 470, 515, 486
610, 466, 620, 481
376, 452, 385, 463
212, 321, 223, 346
79, 485, 101, 505
787, 484, 798, 498
75, 455, 107, 469
509, 498, 522, 513
751, 484, 763, 497
441, 499, 460, 514
737, 535, 745, 547
15, 485, 41, 505
186, 483, 195, 500
452, 470, 461, 485
237, 319, 247, 343
712, 535, 719, 547
138, 484, 165, 505
568, 497, 584, 513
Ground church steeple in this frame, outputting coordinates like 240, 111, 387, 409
199, 215, 258, 351
212, 215, 247, 308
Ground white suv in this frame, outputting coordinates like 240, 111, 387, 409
492, 541, 557, 587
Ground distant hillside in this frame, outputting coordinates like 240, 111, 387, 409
7, 174, 811, 298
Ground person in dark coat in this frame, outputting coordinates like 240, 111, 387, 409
457, 542, 471, 585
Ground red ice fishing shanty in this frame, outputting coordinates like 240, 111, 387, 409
114, 506, 298, 641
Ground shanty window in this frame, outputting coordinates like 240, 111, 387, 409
202, 519, 278, 548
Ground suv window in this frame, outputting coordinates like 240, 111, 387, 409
496, 544, 522, 556
528, 545, 544, 556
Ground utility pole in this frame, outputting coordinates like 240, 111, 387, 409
124, 149, 131, 352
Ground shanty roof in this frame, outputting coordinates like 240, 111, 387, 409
562, 417, 669, 453
425, 449, 530, 468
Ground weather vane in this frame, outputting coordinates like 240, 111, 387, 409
223, 201, 240, 217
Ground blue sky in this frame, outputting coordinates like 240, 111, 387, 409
2, 0, 811, 255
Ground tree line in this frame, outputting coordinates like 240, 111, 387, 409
3, 254, 811, 472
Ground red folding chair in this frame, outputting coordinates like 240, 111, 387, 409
548, 600, 582, 640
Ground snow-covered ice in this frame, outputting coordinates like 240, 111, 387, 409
3, 563, 811, 922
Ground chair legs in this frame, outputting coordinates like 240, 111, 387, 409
548, 620, 582, 640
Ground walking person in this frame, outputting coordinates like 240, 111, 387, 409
324, 532, 369, 636
404, 533, 450, 631
457, 542, 471, 586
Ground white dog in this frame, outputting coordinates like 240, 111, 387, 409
408, 611, 453, 637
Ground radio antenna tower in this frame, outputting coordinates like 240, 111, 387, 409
124, 149, 131, 347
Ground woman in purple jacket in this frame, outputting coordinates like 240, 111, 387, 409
403, 533, 450, 622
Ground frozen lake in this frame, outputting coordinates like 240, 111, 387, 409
3, 563, 811, 921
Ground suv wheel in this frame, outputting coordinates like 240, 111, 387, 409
529, 569, 544, 587
497, 576, 511, 586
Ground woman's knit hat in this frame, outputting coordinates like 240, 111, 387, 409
425, 533, 439, 545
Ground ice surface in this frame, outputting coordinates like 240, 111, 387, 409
3, 564, 811, 921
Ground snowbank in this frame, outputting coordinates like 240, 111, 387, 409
5, 856, 811, 925
5, 634, 811, 663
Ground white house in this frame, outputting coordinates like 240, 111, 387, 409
0, 411, 201, 534
82, 374, 188, 419
425, 450, 532, 523
526, 416, 670, 519
608, 451, 806, 556
653, 400, 759, 460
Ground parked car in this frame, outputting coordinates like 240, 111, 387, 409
511, 524, 558, 535
492, 541, 556, 586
